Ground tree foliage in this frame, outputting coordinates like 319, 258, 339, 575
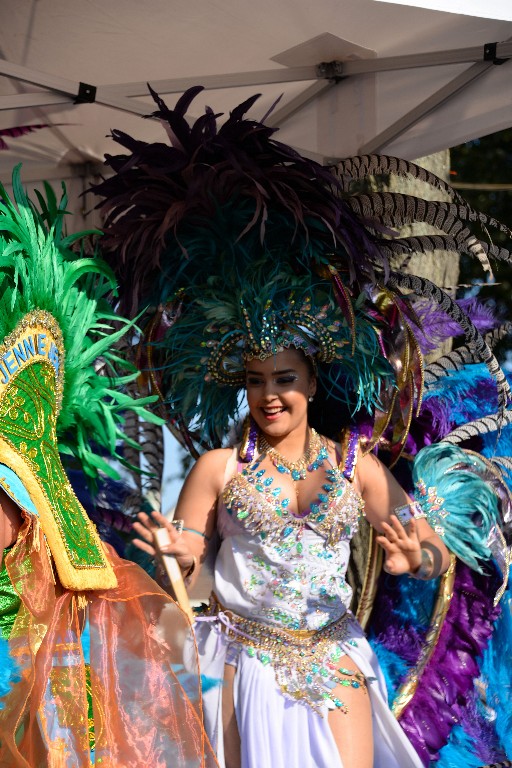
451, 129, 512, 309
451, 129, 512, 364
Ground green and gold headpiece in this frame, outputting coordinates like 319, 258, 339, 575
206, 294, 344, 386
0, 167, 161, 590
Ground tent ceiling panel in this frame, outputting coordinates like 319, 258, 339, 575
0, 0, 511, 190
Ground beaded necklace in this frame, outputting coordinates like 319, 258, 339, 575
222, 426, 364, 545
257, 428, 327, 480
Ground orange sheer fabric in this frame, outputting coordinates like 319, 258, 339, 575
0, 513, 218, 767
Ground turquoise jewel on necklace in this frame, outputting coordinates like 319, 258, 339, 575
258, 428, 324, 481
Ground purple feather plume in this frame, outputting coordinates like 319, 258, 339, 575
412, 298, 498, 355
399, 562, 501, 765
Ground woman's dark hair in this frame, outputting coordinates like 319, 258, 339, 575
307, 360, 369, 440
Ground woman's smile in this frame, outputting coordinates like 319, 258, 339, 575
260, 405, 287, 420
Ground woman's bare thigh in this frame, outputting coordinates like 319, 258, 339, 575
222, 663, 241, 768
222, 654, 372, 768
328, 655, 373, 768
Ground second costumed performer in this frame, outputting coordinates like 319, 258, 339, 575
0, 170, 216, 768
93, 87, 512, 768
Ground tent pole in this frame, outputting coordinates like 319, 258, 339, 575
96, 41, 512, 98
359, 40, 512, 154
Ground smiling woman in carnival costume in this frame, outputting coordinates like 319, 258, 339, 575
0, 169, 216, 768
93, 86, 512, 768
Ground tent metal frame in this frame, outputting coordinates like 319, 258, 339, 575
0, 38, 510, 159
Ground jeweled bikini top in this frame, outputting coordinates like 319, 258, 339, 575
222, 428, 364, 547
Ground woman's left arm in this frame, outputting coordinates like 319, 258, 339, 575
356, 452, 451, 579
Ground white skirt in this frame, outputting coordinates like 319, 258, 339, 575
193, 614, 424, 768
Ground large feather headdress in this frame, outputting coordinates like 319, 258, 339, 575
91, 86, 512, 457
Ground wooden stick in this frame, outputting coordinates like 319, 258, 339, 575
152, 526, 195, 623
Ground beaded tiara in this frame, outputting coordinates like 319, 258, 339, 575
207, 293, 345, 383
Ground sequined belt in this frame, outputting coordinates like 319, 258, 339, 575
203, 592, 350, 649
198, 593, 365, 712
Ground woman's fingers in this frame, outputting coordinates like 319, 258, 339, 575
132, 537, 156, 556
133, 510, 194, 562
380, 520, 402, 544
375, 533, 397, 554
382, 517, 419, 548
406, 516, 420, 544
149, 510, 172, 528
389, 516, 410, 538
132, 519, 155, 543
134, 511, 180, 544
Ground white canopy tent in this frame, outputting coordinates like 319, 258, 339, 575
0, 0, 511, 226
1, 0, 510, 512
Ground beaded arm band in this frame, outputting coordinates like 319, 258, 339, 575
393, 501, 426, 527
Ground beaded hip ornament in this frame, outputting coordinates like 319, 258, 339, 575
201, 594, 370, 714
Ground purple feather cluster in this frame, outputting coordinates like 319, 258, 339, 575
398, 562, 501, 765
411, 298, 497, 355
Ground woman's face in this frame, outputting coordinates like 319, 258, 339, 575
245, 348, 316, 441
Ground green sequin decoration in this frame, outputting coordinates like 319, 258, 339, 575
0, 363, 106, 569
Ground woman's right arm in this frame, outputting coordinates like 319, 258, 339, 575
132, 448, 232, 589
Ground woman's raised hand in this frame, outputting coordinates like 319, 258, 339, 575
132, 511, 196, 572
375, 516, 423, 576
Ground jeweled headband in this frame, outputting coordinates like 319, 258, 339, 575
207, 294, 344, 385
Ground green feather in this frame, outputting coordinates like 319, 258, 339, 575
0, 165, 163, 483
